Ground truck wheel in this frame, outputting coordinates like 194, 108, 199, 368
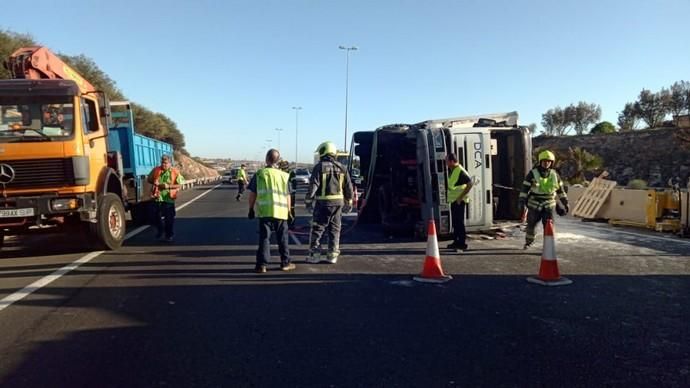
92, 193, 126, 250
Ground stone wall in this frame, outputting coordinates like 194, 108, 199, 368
533, 128, 690, 187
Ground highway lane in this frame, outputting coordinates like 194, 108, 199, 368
0, 184, 689, 387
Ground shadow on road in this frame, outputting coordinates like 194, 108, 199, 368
0, 273, 688, 387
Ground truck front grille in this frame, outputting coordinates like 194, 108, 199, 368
1, 158, 75, 189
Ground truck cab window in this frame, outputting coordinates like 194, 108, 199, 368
82, 98, 99, 133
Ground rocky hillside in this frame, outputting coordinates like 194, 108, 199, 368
174, 152, 220, 180
534, 127, 690, 187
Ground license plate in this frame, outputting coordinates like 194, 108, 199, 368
0, 208, 35, 218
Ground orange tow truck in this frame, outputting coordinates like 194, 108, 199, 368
0, 46, 168, 250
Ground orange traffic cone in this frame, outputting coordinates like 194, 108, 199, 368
413, 219, 452, 283
526, 219, 572, 286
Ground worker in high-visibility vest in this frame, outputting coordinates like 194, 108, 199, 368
235, 164, 248, 201
446, 153, 473, 252
247, 149, 295, 273
147, 154, 185, 243
518, 150, 569, 249
305, 141, 354, 264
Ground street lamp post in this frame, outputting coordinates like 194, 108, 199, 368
292, 106, 302, 165
274, 128, 284, 151
339, 45, 357, 153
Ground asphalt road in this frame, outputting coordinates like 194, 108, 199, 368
0, 184, 688, 387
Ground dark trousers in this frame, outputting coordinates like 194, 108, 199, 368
236, 182, 246, 199
525, 206, 554, 245
155, 201, 176, 238
451, 201, 467, 248
256, 217, 291, 267
309, 204, 343, 255
289, 193, 296, 227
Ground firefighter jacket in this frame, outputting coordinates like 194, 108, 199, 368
307, 156, 354, 206
519, 167, 568, 210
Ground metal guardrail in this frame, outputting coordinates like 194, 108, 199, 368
180, 176, 222, 190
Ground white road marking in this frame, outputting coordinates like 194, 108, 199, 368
578, 222, 690, 246
289, 231, 302, 246
0, 184, 221, 313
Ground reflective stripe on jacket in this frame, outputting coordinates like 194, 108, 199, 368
256, 167, 290, 220
519, 168, 567, 210
447, 165, 470, 204
307, 158, 353, 205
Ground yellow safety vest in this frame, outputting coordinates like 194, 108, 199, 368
256, 167, 289, 220
447, 165, 470, 204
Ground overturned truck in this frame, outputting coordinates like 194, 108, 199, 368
349, 112, 531, 237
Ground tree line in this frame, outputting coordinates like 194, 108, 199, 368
0, 30, 187, 152
540, 80, 690, 136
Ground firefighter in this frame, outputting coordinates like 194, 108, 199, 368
306, 141, 354, 264
446, 153, 474, 252
518, 150, 569, 249
247, 149, 295, 273
235, 164, 248, 201
147, 155, 185, 243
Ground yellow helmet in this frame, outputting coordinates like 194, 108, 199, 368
316, 141, 337, 158
538, 150, 556, 162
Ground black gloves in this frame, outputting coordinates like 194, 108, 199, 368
248, 208, 255, 219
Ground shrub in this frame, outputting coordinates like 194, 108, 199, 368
627, 179, 648, 189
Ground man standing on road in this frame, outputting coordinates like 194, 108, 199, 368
446, 153, 474, 252
235, 164, 248, 201
518, 150, 569, 249
306, 141, 354, 264
247, 149, 296, 273
147, 155, 185, 243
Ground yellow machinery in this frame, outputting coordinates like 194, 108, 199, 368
646, 189, 681, 232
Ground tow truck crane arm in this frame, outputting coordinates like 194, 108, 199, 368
4, 46, 97, 94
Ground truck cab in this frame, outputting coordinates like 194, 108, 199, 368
350, 112, 531, 237
0, 46, 173, 250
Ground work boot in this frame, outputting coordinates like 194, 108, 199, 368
281, 263, 297, 271
255, 265, 267, 274
523, 241, 534, 250
446, 242, 461, 250
325, 252, 339, 264
306, 252, 321, 264
454, 245, 469, 253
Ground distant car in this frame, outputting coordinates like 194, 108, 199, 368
291, 168, 311, 186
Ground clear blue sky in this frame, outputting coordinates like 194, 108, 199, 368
2, 0, 689, 161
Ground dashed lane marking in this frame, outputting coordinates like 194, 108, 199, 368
0, 184, 222, 313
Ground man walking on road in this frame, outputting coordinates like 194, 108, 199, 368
306, 141, 354, 264
247, 149, 296, 273
147, 155, 185, 243
518, 150, 569, 249
235, 164, 248, 201
446, 153, 473, 252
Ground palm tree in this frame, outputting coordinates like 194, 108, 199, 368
567, 147, 603, 183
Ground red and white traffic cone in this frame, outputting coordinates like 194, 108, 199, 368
527, 219, 572, 286
413, 219, 452, 283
